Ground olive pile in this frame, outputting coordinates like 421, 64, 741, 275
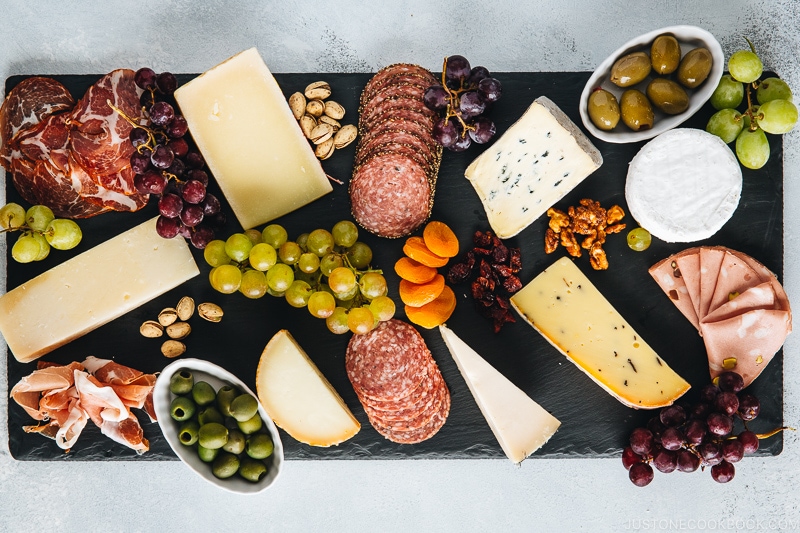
588, 34, 714, 132
169, 370, 275, 482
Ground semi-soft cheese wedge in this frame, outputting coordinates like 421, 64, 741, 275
0, 218, 199, 363
174, 48, 332, 230
439, 325, 560, 463
256, 330, 360, 446
464, 96, 602, 238
510, 257, 690, 409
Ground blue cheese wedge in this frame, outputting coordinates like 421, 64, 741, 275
439, 325, 560, 463
510, 257, 690, 409
464, 96, 602, 238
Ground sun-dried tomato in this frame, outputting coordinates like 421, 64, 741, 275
479, 259, 493, 279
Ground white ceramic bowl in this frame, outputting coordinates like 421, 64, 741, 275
154, 358, 284, 494
579, 25, 724, 143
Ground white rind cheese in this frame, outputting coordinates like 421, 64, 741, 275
0, 218, 199, 363
256, 330, 360, 447
439, 325, 560, 463
510, 257, 690, 409
464, 96, 602, 238
625, 128, 742, 243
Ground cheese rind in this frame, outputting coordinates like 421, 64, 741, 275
510, 257, 690, 409
256, 330, 360, 447
0, 218, 199, 363
464, 96, 602, 238
439, 325, 560, 463
174, 48, 332, 230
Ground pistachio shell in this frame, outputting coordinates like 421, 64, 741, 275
310, 123, 334, 145
140, 320, 164, 338
304, 81, 331, 100
318, 115, 341, 130
323, 100, 345, 120
166, 321, 192, 340
315, 138, 335, 160
161, 340, 186, 358
288, 92, 306, 120
158, 308, 178, 327
333, 124, 358, 149
176, 296, 195, 321
299, 115, 317, 138
198, 302, 224, 322
305, 99, 325, 118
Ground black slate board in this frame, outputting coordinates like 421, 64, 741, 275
5, 72, 784, 461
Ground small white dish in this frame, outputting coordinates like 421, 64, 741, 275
154, 358, 284, 494
579, 25, 724, 143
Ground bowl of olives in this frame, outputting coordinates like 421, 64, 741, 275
154, 358, 284, 494
579, 25, 724, 143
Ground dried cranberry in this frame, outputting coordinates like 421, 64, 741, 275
493, 264, 513, 278
492, 243, 509, 264
447, 263, 472, 284
503, 275, 523, 293
509, 248, 522, 273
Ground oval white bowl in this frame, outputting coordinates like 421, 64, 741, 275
579, 25, 724, 143
154, 358, 284, 494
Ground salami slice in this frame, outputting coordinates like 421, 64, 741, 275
374, 389, 450, 444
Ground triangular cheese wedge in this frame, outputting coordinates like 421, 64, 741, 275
439, 325, 560, 463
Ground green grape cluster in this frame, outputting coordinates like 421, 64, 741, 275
203, 220, 396, 335
0, 203, 83, 263
706, 40, 798, 170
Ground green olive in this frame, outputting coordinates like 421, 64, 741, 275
169, 370, 194, 395
650, 34, 681, 75
170, 396, 196, 422
238, 413, 263, 435
216, 385, 239, 417
246, 433, 274, 460
620, 89, 654, 131
198, 405, 224, 426
222, 429, 246, 455
677, 47, 713, 88
178, 420, 199, 446
239, 457, 269, 483
587, 89, 621, 130
197, 444, 218, 463
610, 52, 652, 87
198, 422, 229, 450
212, 451, 240, 479
230, 393, 259, 422
192, 381, 216, 407
646, 78, 690, 115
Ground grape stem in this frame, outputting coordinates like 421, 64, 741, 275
440, 56, 476, 138
755, 426, 795, 440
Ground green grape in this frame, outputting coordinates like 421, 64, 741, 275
44, 219, 82, 250
296, 232, 309, 251
261, 224, 288, 249
244, 228, 263, 246
728, 50, 763, 84
248, 243, 277, 271
204, 240, 231, 267
333, 283, 360, 302
298, 252, 320, 274
285, 280, 313, 308
710, 75, 744, 110
278, 241, 302, 265
359, 271, 387, 299
332, 220, 358, 248
757, 77, 793, 104
307, 228, 335, 256
706, 108, 744, 144
32, 233, 50, 261
211, 264, 243, 294
347, 306, 375, 334
0, 202, 26, 230
369, 295, 396, 322
346, 242, 372, 269
266, 263, 294, 293
225, 233, 253, 263
326, 307, 350, 334
735, 127, 770, 169
308, 291, 335, 318
25, 205, 55, 232
266, 287, 286, 298
758, 99, 798, 134
626, 228, 652, 252
240, 269, 268, 299
328, 267, 357, 294
320, 253, 344, 276
11, 233, 42, 263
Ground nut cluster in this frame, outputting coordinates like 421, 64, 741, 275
289, 81, 357, 160
545, 199, 626, 270
139, 296, 223, 357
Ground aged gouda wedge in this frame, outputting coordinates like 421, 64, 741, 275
174, 48, 332, 230
0, 218, 199, 363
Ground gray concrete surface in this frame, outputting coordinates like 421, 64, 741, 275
1, 1, 799, 532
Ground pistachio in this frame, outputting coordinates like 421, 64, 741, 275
333, 124, 358, 149
140, 320, 164, 338
166, 321, 192, 340
288, 92, 306, 120
158, 307, 178, 327
323, 100, 345, 120
176, 296, 195, 321
304, 81, 331, 101
305, 99, 325, 118
310, 123, 334, 145
299, 115, 317, 138
161, 340, 186, 358
315, 138, 335, 160
198, 302, 224, 322
318, 115, 341, 131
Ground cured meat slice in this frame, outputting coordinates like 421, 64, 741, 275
10, 361, 84, 421
373, 391, 450, 444
648, 250, 699, 329
699, 247, 725, 318
361, 97, 436, 129
708, 251, 760, 313
361, 64, 435, 99
703, 282, 777, 323
729, 249, 792, 324
674, 252, 702, 326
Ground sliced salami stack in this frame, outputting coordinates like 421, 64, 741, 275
346, 319, 450, 444
650, 246, 792, 387
350, 64, 443, 238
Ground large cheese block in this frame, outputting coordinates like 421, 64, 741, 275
0, 218, 199, 363
510, 256, 690, 409
174, 48, 332, 230
439, 325, 560, 463
464, 96, 602, 238
256, 330, 360, 447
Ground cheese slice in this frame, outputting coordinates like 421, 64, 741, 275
464, 96, 602, 238
256, 330, 359, 447
0, 218, 199, 363
510, 257, 690, 409
174, 48, 332, 230
439, 325, 560, 463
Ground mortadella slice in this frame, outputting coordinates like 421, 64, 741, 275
675, 252, 702, 326
649, 250, 700, 329
702, 282, 777, 324
699, 247, 725, 318
709, 251, 761, 314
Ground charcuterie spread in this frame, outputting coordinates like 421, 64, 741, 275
2, 30, 797, 489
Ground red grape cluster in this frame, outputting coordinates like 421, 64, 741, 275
424, 55, 502, 152
623, 371, 768, 486
130, 68, 224, 249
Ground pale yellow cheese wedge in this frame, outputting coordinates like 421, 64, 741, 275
256, 330, 359, 446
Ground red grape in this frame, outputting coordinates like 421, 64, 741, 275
653, 448, 678, 473
423, 85, 449, 111
130, 151, 151, 175
699, 383, 720, 403
167, 137, 189, 158
621, 446, 642, 470
445, 55, 471, 83
659, 405, 686, 427
700, 441, 723, 465
158, 193, 183, 218
684, 419, 707, 445
129, 127, 150, 148
478, 77, 502, 103
722, 439, 744, 463
711, 460, 735, 483
629, 427, 654, 456
738, 430, 759, 454
660, 427, 685, 451
676, 449, 700, 472
467, 66, 490, 85
136, 169, 167, 195
156, 72, 178, 95
182, 179, 206, 204
150, 144, 175, 169
468, 116, 496, 144
449, 132, 472, 152
201, 193, 221, 216
134, 68, 156, 90
150, 101, 175, 127
717, 371, 744, 393
707, 413, 734, 437
190, 224, 214, 249
432, 117, 459, 148
715, 391, 740, 416
155, 215, 180, 238
166, 115, 188, 138
737, 393, 760, 421
629, 462, 654, 487
185, 151, 205, 169
167, 158, 185, 178
459, 90, 485, 118
187, 169, 209, 187
180, 204, 204, 227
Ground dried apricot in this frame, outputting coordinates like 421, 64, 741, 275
399, 274, 445, 307
422, 221, 459, 258
403, 236, 448, 268
405, 285, 456, 329
394, 256, 438, 284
